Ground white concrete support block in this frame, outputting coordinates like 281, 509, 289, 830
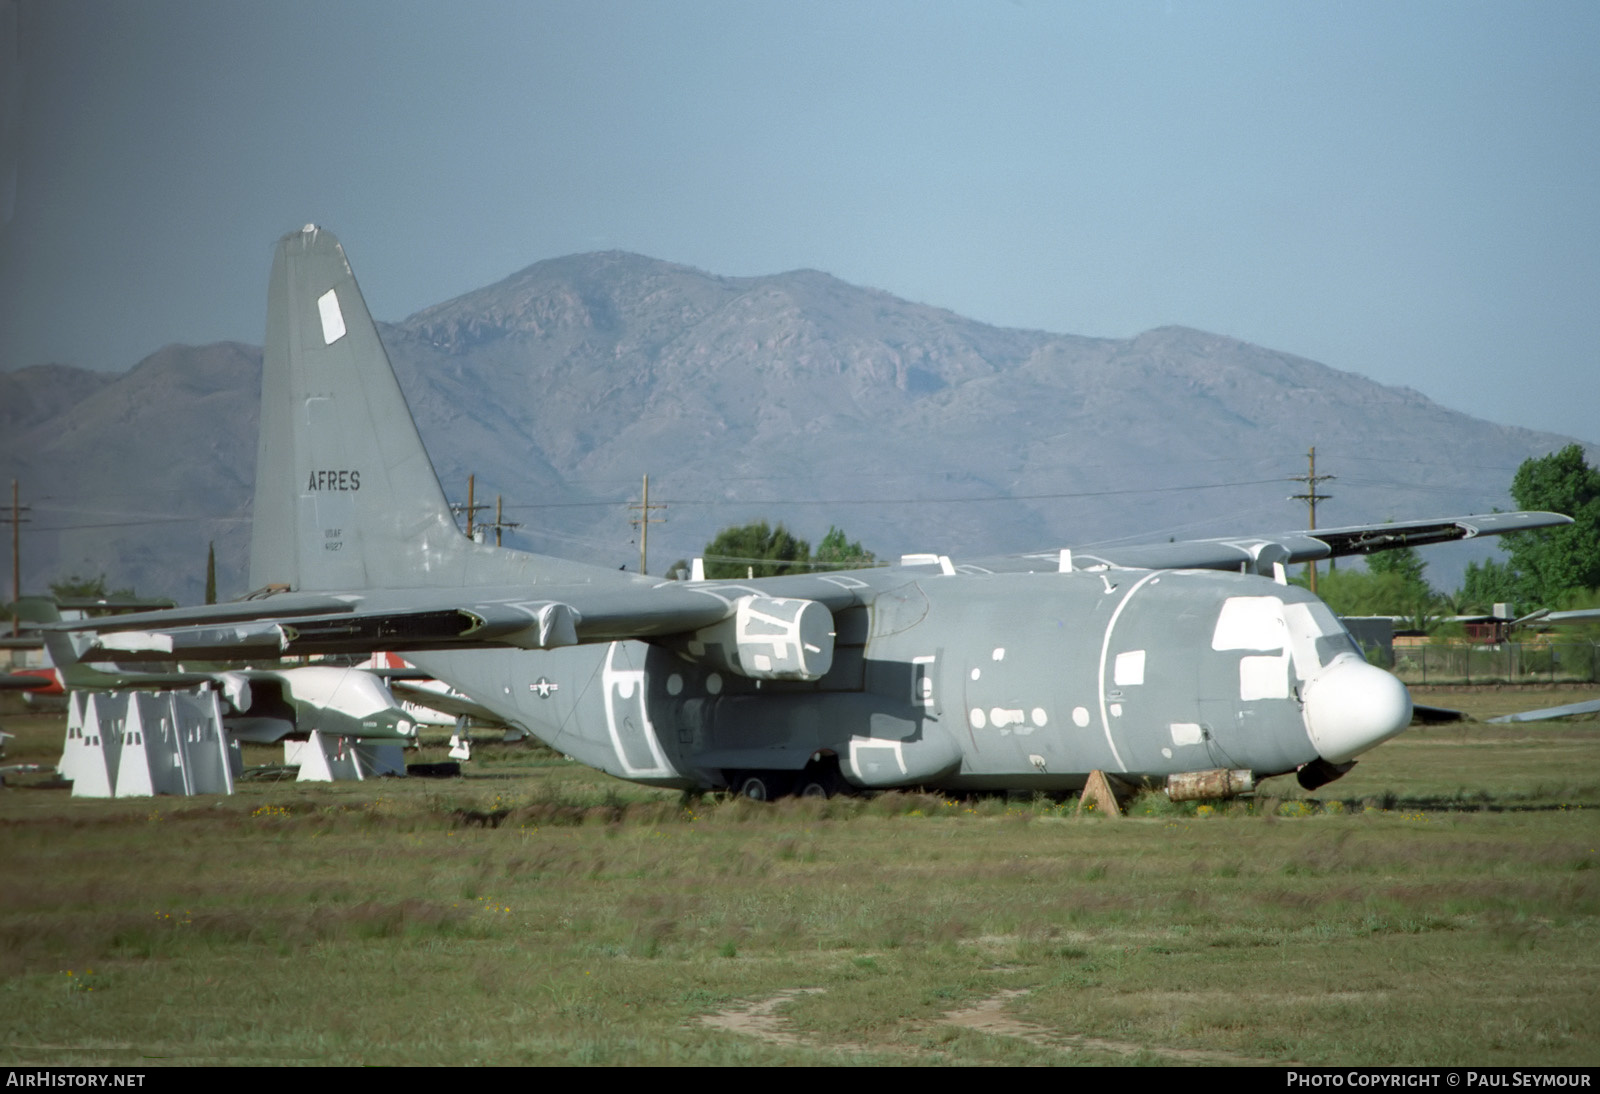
112, 693, 162, 798
173, 688, 235, 795
58, 690, 89, 785
65, 691, 128, 798
295, 730, 364, 782
65, 688, 236, 799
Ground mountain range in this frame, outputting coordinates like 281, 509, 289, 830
1, 251, 1590, 605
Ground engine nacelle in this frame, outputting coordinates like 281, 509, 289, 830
667, 596, 835, 681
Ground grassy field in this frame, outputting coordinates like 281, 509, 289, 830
1, 687, 1597, 1066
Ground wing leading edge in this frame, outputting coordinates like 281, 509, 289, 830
979, 510, 1572, 576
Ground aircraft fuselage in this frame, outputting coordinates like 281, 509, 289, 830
410, 565, 1399, 793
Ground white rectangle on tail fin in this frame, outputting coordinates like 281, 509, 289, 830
317, 289, 346, 344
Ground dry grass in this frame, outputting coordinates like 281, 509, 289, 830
1, 696, 1597, 1065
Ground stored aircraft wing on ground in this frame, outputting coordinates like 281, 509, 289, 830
40, 629, 418, 745
1487, 608, 1600, 725
48, 227, 1574, 799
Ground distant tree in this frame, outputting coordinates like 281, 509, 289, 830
702, 521, 811, 580
813, 525, 878, 571
662, 558, 692, 581
49, 574, 109, 599
1501, 445, 1600, 606
1457, 557, 1521, 615
1365, 544, 1429, 593
205, 541, 217, 605
48, 574, 138, 601
1294, 565, 1438, 623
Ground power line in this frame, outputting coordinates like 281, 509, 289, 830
500, 476, 1296, 513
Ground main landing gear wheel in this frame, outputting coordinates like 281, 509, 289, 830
798, 771, 849, 799
796, 756, 849, 800
734, 772, 791, 801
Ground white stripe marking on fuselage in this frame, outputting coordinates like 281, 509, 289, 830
601, 642, 673, 778
1096, 570, 1163, 772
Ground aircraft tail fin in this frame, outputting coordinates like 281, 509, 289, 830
250, 226, 493, 592
40, 630, 116, 689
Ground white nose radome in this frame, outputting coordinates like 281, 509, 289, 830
1301, 655, 1413, 764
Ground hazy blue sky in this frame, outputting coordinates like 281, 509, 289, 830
2, 0, 1595, 442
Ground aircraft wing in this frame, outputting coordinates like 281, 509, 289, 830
1488, 698, 1600, 724
961, 510, 1572, 576
39, 510, 1569, 664
43, 576, 877, 664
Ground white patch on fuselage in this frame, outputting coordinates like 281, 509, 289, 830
1031, 708, 1047, 727
969, 707, 986, 729
1113, 649, 1146, 686
849, 737, 907, 778
1239, 654, 1291, 700
1169, 722, 1204, 746
1212, 596, 1286, 651
992, 647, 1005, 661
1072, 706, 1090, 728
913, 654, 936, 709
1282, 600, 1349, 681
317, 289, 346, 344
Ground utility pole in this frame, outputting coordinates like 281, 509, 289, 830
451, 474, 490, 541
629, 474, 666, 575
1288, 447, 1334, 594
486, 495, 521, 547
4, 480, 30, 637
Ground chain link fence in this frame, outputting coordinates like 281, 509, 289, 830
1387, 642, 1600, 686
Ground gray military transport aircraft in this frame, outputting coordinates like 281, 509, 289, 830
49, 227, 1572, 800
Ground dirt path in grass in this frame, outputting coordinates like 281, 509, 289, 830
699, 986, 1281, 1064
929, 988, 1276, 1065
698, 988, 827, 1047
